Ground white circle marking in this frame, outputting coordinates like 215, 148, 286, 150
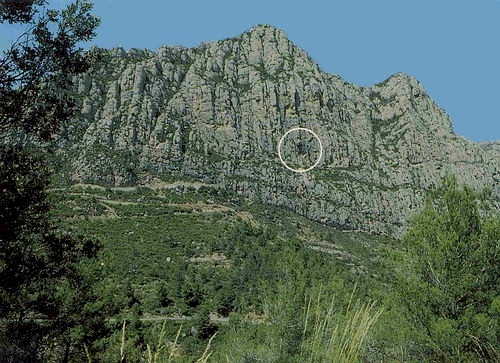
277, 127, 323, 173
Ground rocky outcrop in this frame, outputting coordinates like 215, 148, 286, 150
58, 24, 500, 235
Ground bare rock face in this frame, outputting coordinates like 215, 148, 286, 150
59, 24, 500, 235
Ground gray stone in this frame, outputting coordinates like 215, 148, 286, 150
57, 24, 500, 235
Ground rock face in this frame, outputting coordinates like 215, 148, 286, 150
60, 24, 500, 234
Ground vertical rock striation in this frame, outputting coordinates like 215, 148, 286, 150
58, 24, 499, 234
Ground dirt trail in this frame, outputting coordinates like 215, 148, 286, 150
51, 181, 215, 192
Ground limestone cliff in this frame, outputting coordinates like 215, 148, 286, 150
58, 24, 500, 234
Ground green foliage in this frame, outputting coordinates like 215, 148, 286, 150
51, 184, 405, 360
299, 291, 383, 363
213, 285, 383, 363
0, 0, 101, 141
399, 176, 499, 362
0, 0, 44, 23
46, 179, 500, 362
0, 147, 107, 361
0, 1, 104, 360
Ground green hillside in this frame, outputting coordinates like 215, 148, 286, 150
48, 181, 418, 362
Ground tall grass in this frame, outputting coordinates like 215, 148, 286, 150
144, 319, 181, 363
211, 286, 383, 362
113, 319, 215, 363
105, 289, 382, 362
299, 288, 384, 363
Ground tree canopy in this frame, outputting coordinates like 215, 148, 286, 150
0, 1, 105, 361
400, 177, 499, 362
0, 0, 100, 141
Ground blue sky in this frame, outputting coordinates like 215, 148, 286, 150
1, 0, 499, 142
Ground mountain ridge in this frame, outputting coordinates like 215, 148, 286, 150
56, 24, 499, 235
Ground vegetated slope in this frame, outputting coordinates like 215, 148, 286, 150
57, 24, 500, 235
49, 182, 409, 360
50, 182, 396, 313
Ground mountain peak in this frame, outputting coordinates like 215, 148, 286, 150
371, 72, 428, 103
237, 23, 294, 49
194, 23, 320, 76
243, 24, 287, 37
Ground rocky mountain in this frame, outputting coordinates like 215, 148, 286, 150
58, 24, 499, 235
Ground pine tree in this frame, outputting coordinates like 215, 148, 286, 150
400, 177, 499, 362
0, 1, 105, 361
